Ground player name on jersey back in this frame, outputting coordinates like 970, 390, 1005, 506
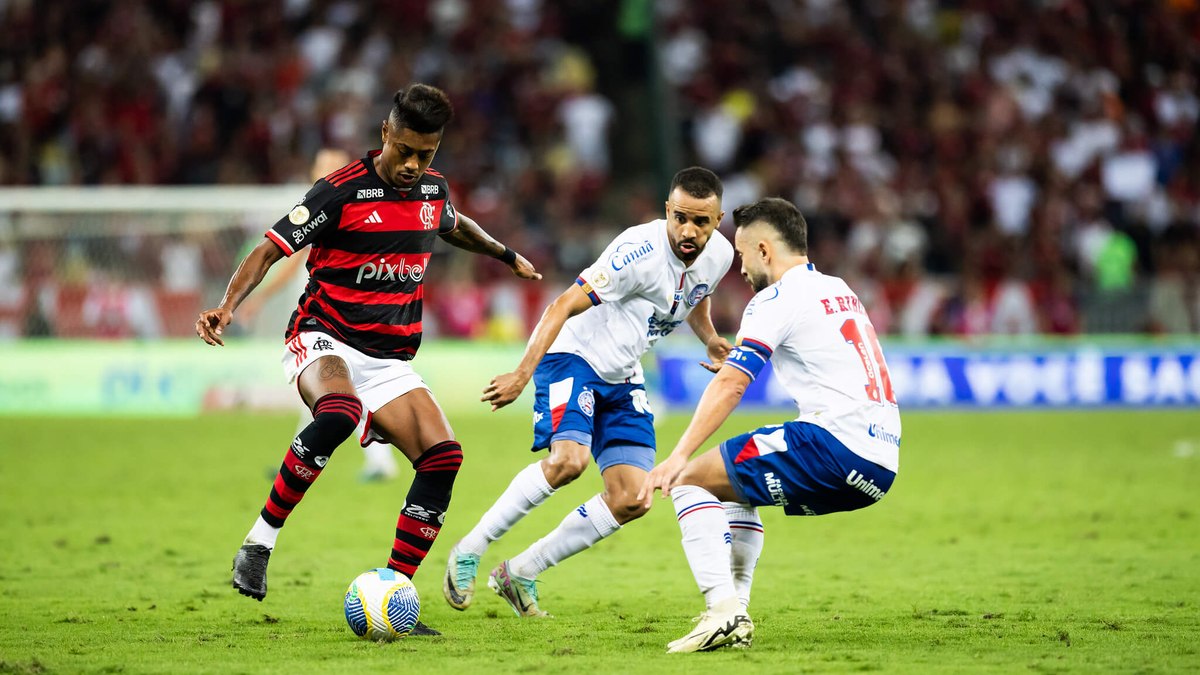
735, 264, 901, 472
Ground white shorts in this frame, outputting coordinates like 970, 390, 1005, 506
282, 331, 428, 446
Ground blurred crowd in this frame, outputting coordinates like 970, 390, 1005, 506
1, 0, 1198, 340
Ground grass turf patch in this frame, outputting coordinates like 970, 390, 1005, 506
1, 410, 1197, 673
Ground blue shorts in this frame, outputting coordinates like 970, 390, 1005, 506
530, 353, 656, 472
719, 421, 896, 516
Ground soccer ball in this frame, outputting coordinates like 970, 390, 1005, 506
343, 568, 421, 641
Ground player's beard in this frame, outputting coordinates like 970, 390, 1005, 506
672, 239, 701, 262
747, 269, 770, 293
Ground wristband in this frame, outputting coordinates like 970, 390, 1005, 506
496, 246, 518, 265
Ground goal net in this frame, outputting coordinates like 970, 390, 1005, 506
0, 186, 305, 340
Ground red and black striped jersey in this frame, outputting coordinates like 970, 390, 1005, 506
265, 150, 458, 361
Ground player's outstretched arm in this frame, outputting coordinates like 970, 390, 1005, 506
686, 296, 733, 372
481, 284, 594, 411
237, 250, 307, 323
440, 212, 542, 280
195, 238, 286, 346
638, 366, 750, 507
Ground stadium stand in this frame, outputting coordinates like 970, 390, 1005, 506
0, 0, 1196, 337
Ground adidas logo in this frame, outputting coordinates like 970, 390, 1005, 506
365, 210, 383, 224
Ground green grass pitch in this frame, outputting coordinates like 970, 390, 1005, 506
1, 410, 1197, 674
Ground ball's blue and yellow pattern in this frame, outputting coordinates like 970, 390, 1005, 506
343, 568, 420, 641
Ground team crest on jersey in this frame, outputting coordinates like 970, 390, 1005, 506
420, 201, 436, 229
591, 270, 611, 289
288, 205, 310, 224
687, 283, 710, 306
577, 389, 595, 417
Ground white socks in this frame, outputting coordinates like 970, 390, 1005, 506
509, 493, 621, 579
458, 462, 623, 580
671, 485, 737, 608
723, 502, 764, 609
244, 515, 281, 550
458, 462, 556, 556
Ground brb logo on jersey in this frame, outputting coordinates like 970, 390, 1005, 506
356, 256, 426, 284
420, 201, 436, 229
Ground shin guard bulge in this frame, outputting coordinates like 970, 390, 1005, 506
260, 393, 362, 527
388, 440, 463, 577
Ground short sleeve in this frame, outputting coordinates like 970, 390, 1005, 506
438, 195, 458, 234
725, 285, 792, 381
265, 181, 344, 256
576, 233, 654, 305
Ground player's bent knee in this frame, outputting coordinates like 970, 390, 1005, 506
542, 457, 588, 487
676, 448, 730, 496
544, 442, 590, 486
310, 393, 363, 441
608, 494, 650, 523
563, 454, 590, 478
414, 440, 463, 474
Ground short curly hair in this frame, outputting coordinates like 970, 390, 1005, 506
388, 84, 454, 134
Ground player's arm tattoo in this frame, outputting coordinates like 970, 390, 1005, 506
439, 212, 505, 257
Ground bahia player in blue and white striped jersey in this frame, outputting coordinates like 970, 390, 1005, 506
639, 197, 901, 653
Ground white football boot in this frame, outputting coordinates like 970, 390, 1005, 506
666, 598, 754, 653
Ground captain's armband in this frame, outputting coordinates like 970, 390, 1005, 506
724, 339, 773, 380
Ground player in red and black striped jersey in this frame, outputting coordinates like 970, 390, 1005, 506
196, 85, 541, 634
264, 147, 457, 361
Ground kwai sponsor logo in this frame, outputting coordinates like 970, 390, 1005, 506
291, 209, 328, 243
